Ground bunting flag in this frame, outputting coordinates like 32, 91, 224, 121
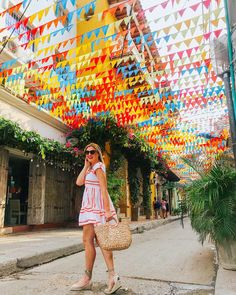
0, 0, 229, 181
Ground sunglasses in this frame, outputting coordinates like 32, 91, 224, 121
85, 150, 97, 155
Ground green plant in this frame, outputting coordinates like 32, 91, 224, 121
128, 163, 141, 207
66, 115, 163, 173
66, 116, 129, 151
141, 166, 152, 217
0, 117, 83, 170
185, 157, 236, 245
172, 207, 182, 216
107, 172, 124, 208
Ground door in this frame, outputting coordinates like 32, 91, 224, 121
4, 157, 29, 226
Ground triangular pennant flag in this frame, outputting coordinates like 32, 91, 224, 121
203, 0, 211, 9
190, 3, 200, 11
178, 8, 186, 17
214, 29, 222, 38
161, 1, 168, 9
102, 24, 109, 36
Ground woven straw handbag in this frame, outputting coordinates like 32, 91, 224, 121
95, 220, 132, 251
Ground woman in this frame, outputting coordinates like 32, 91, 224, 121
71, 143, 121, 294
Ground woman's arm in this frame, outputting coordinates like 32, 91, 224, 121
76, 159, 90, 186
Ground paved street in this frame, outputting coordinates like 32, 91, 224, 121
0, 219, 216, 295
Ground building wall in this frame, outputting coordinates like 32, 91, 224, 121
228, 1, 236, 27
0, 147, 80, 228
77, 0, 116, 45
0, 98, 66, 143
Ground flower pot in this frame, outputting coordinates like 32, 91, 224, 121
218, 240, 236, 270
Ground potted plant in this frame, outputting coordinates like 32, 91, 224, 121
185, 156, 236, 270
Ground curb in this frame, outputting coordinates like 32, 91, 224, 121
0, 244, 85, 278
0, 217, 183, 277
17, 244, 85, 269
130, 216, 183, 234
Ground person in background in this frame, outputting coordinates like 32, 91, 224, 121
71, 143, 121, 294
161, 198, 167, 219
153, 197, 161, 219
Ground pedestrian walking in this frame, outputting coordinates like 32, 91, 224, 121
161, 198, 167, 219
71, 143, 121, 294
153, 197, 161, 219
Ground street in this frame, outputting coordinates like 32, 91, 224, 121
0, 219, 216, 295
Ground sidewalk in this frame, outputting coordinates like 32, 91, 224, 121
0, 216, 180, 277
0, 216, 235, 295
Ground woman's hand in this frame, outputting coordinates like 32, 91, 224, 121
105, 210, 113, 222
84, 158, 90, 169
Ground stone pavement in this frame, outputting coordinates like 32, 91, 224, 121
0, 216, 235, 295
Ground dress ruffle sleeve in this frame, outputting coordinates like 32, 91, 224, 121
92, 162, 105, 173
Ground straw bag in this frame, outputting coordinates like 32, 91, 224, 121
95, 220, 132, 251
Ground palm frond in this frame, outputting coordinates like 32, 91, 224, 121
185, 154, 236, 244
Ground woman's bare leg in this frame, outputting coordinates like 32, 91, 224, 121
100, 247, 114, 271
100, 247, 122, 292
71, 224, 96, 289
84, 224, 96, 271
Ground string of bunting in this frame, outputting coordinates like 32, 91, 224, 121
0, 0, 229, 181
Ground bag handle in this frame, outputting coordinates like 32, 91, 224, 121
105, 216, 119, 226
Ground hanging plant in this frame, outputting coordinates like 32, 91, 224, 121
107, 172, 125, 208
0, 117, 83, 171
141, 165, 152, 217
66, 115, 129, 151
127, 160, 141, 207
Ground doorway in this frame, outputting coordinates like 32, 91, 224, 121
4, 156, 29, 226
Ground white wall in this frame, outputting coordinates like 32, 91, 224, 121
0, 1, 74, 143
0, 95, 67, 143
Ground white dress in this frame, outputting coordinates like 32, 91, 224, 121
79, 162, 117, 226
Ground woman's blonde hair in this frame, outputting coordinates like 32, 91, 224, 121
84, 143, 104, 164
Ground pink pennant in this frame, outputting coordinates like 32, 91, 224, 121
178, 8, 185, 17
161, 1, 168, 9
203, 0, 211, 9
177, 50, 184, 59
169, 53, 175, 61
214, 29, 222, 38
149, 5, 158, 13
167, 44, 173, 51
204, 32, 211, 40
186, 48, 193, 57
190, 3, 200, 12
